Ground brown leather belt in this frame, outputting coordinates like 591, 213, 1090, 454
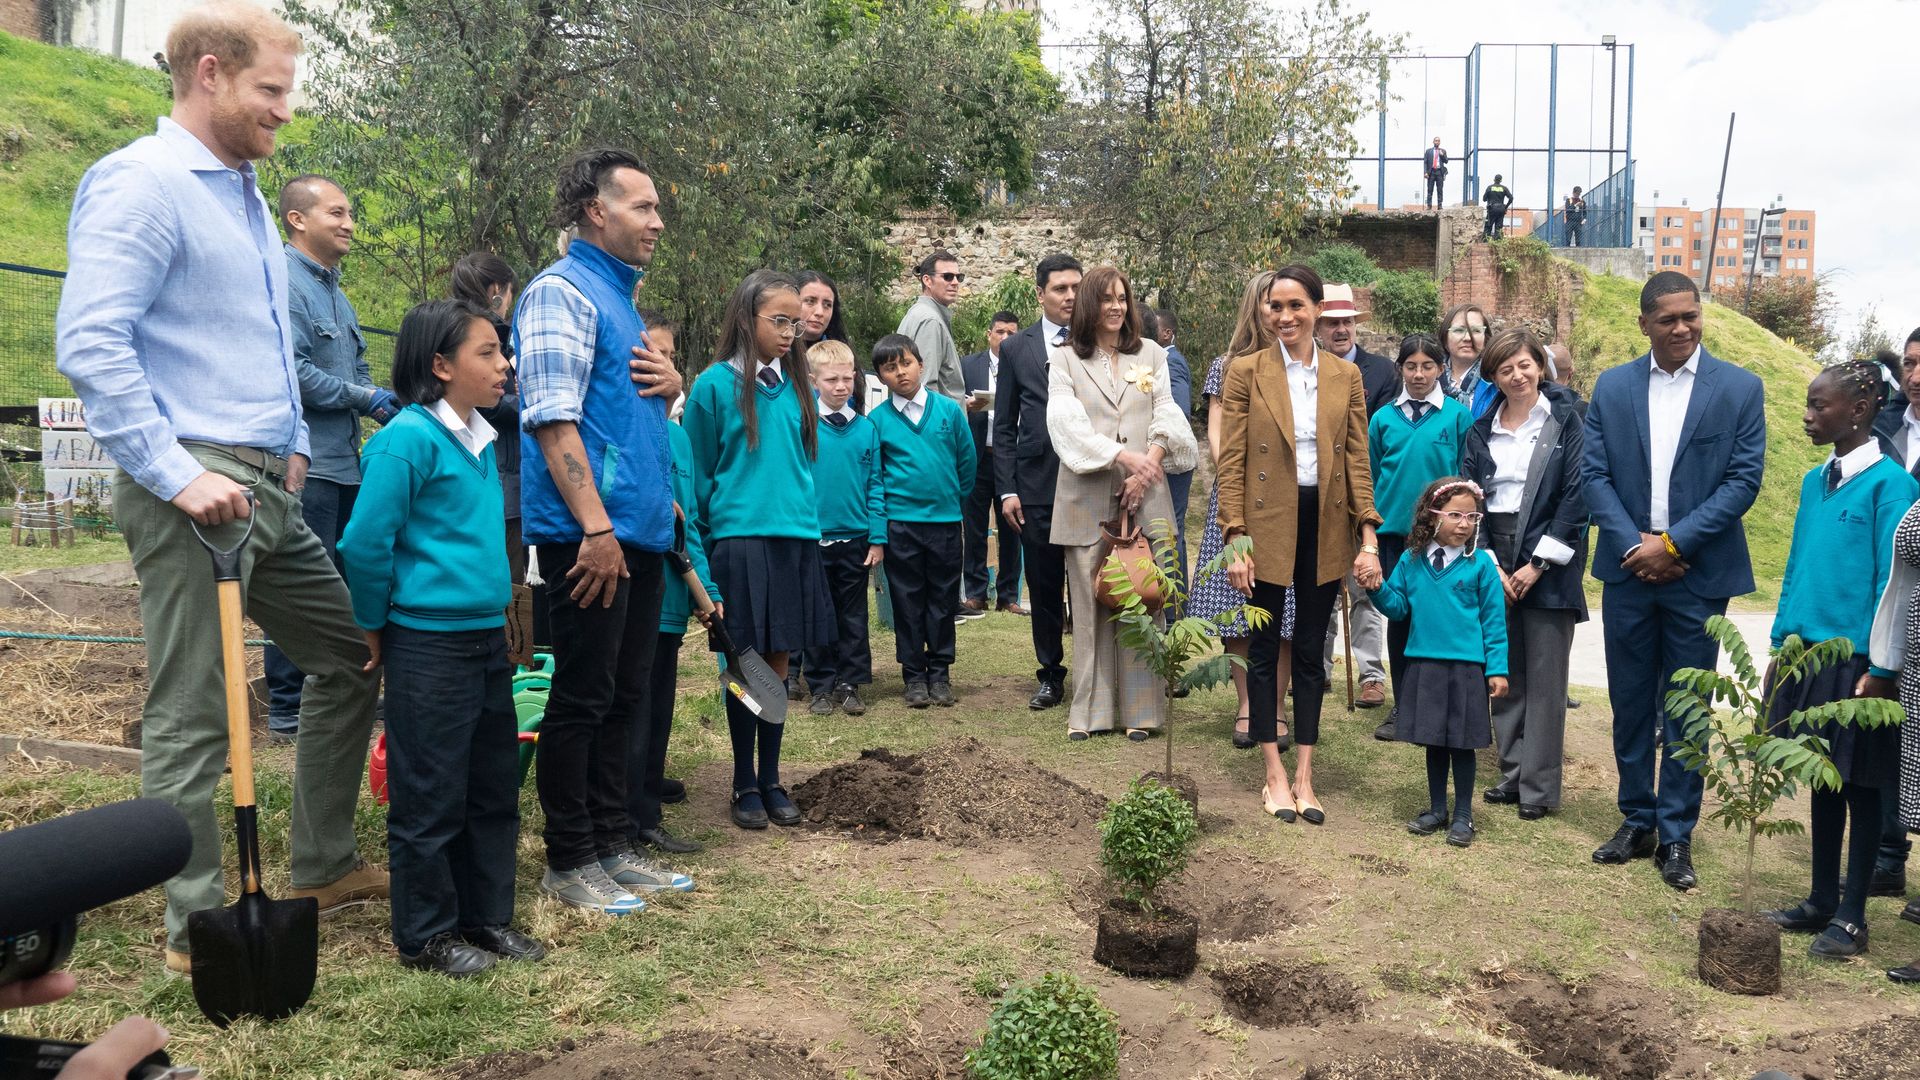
180, 441, 290, 480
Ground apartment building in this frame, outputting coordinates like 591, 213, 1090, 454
1632, 201, 1816, 289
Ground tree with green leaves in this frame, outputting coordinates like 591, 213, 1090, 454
1045, 0, 1397, 358
1667, 616, 1902, 915
280, 0, 1058, 359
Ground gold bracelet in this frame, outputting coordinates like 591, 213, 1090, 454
1660, 532, 1681, 559
1360, 544, 1379, 555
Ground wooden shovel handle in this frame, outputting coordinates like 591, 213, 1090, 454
217, 578, 256, 813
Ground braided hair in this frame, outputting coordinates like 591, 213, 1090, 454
1817, 359, 1885, 418
1406, 476, 1486, 554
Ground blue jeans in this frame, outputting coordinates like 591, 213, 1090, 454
264, 477, 357, 731
1602, 579, 1726, 845
381, 624, 518, 953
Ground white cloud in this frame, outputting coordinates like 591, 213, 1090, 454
1042, 0, 1920, 347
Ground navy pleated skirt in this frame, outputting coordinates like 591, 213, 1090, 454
708, 536, 836, 656
1766, 652, 1899, 789
1395, 658, 1493, 750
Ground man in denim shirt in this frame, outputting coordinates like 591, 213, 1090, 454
261, 173, 398, 739
54, 2, 385, 976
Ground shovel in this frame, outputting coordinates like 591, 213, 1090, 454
666, 506, 786, 725
185, 501, 319, 1027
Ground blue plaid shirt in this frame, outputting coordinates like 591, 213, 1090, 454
515, 275, 598, 431
56, 118, 306, 500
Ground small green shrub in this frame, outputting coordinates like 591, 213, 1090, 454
952, 272, 1040, 353
966, 971, 1120, 1080
1371, 269, 1440, 335
1303, 241, 1382, 287
1099, 777, 1199, 911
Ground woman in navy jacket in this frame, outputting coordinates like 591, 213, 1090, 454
1461, 329, 1588, 820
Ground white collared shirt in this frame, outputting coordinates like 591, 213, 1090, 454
429, 398, 499, 458
1485, 395, 1551, 514
1424, 541, 1467, 570
985, 349, 999, 447
1284, 348, 1319, 486
727, 356, 785, 388
1647, 346, 1702, 532
1393, 386, 1446, 423
1827, 439, 1884, 490
891, 385, 930, 425
1903, 405, 1920, 472
818, 400, 856, 425
1041, 317, 1069, 348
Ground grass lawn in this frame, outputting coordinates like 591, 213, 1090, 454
2, 610, 1914, 1078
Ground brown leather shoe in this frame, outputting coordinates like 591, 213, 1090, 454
998, 601, 1029, 615
287, 859, 391, 915
1357, 681, 1386, 708
164, 948, 191, 978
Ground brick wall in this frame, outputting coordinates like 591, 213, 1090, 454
0, 0, 41, 40
1329, 212, 1437, 273
1439, 244, 1584, 346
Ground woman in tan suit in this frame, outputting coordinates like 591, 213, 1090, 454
1219, 264, 1383, 823
1047, 266, 1199, 740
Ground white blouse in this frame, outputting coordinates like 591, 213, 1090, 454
1484, 395, 1549, 514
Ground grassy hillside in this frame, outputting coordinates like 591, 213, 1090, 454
1569, 270, 1824, 606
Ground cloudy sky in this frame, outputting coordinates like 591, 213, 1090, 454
1041, 0, 1918, 350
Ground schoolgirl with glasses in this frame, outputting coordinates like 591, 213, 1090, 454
1368, 477, 1510, 848
682, 270, 835, 830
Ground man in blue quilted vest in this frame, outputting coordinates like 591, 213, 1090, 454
515, 147, 690, 914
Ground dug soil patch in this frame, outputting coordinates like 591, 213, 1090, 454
1072, 848, 1305, 943
1480, 972, 1677, 1079
444, 1032, 833, 1080
1758, 1014, 1920, 1079
1211, 957, 1362, 1028
792, 737, 1106, 843
1304, 1034, 1549, 1080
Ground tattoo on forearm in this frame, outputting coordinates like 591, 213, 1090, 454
563, 452, 587, 487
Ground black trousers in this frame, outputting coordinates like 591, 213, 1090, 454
1485, 209, 1505, 239
804, 540, 874, 693
1247, 487, 1342, 746
382, 625, 518, 953
885, 520, 961, 683
534, 542, 664, 870
626, 631, 681, 834
1377, 533, 1410, 697
1019, 502, 1069, 683
964, 450, 1022, 606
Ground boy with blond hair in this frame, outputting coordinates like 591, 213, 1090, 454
803, 340, 886, 715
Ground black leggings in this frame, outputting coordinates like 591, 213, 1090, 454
1426, 746, 1476, 821
1809, 782, 1883, 926
1247, 487, 1342, 746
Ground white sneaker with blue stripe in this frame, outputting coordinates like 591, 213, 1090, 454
599, 843, 696, 893
540, 863, 647, 915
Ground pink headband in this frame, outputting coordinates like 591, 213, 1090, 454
1427, 479, 1485, 508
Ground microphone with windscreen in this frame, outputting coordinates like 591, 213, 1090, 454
0, 798, 192, 988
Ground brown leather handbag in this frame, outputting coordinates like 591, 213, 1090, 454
1095, 506, 1165, 613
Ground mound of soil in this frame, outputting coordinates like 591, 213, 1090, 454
1481, 973, 1676, 1079
445, 1032, 834, 1080
1072, 848, 1302, 943
1094, 900, 1198, 978
1304, 1035, 1548, 1080
1211, 957, 1362, 1028
792, 737, 1106, 843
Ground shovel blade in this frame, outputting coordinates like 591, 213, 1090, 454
721, 647, 789, 725
187, 890, 318, 1027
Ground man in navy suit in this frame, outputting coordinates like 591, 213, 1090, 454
1583, 271, 1766, 891
995, 253, 1083, 710
960, 311, 1025, 616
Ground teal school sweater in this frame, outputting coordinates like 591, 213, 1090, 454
1368, 546, 1508, 677
868, 393, 976, 524
814, 411, 888, 543
1772, 455, 1918, 677
660, 421, 723, 634
682, 362, 821, 542
340, 404, 511, 632
1368, 397, 1474, 536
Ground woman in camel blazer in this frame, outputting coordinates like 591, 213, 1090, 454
1047, 266, 1199, 739
1218, 264, 1382, 824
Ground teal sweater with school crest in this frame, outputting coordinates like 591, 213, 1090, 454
1772, 454, 1917, 676
868, 394, 976, 524
814, 411, 888, 544
1367, 397, 1474, 536
1368, 546, 1509, 677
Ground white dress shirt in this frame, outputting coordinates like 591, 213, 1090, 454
819, 401, 856, 425
1284, 348, 1319, 486
1646, 346, 1701, 532
429, 398, 499, 458
891, 385, 929, 425
1425, 541, 1467, 570
1485, 395, 1550, 514
728, 356, 785, 387
1393, 385, 1446, 423
1828, 439, 1884, 490
1041, 316, 1069, 348
984, 350, 999, 448
1903, 405, 1920, 473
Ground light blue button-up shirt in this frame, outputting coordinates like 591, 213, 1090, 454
56, 117, 307, 501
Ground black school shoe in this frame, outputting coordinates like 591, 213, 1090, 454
731, 789, 769, 830
401, 933, 496, 978
1656, 841, 1697, 891
761, 785, 802, 827
1810, 920, 1868, 960
1407, 810, 1446, 836
1483, 786, 1519, 805
657, 778, 687, 804
1764, 900, 1836, 932
929, 681, 956, 707
1029, 679, 1064, 710
1446, 818, 1476, 848
461, 926, 547, 963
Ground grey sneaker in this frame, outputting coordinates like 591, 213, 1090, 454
598, 844, 695, 893
539, 863, 647, 915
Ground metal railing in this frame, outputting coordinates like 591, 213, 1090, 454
1532, 161, 1635, 249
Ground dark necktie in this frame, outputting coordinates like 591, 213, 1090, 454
1408, 400, 1428, 422
824, 412, 849, 429
758, 366, 780, 390
1432, 548, 1447, 573
1826, 460, 1843, 496
1052, 327, 1068, 346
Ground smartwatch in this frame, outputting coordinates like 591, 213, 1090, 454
1529, 556, 1550, 572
